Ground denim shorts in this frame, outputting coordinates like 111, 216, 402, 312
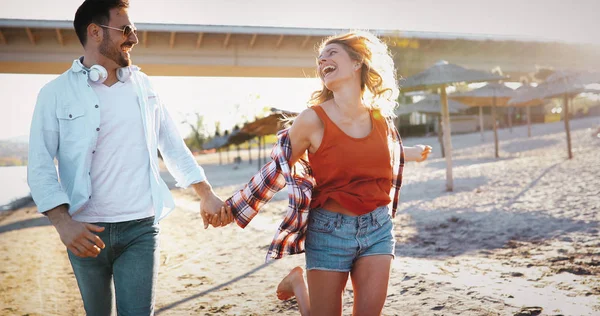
304, 205, 395, 272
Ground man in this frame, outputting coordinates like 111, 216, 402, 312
27, 0, 230, 314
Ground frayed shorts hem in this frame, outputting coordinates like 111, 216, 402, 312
305, 266, 352, 273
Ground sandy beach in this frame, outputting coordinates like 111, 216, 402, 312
1, 116, 599, 315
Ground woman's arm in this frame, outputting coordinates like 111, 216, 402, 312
287, 108, 322, 165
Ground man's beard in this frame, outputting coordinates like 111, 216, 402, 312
99, 31, 132, 68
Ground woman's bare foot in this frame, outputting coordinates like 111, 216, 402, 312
276, 266, 304, 300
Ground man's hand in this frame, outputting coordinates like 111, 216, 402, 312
193, 181, 233, 229
46, 205, 105, 258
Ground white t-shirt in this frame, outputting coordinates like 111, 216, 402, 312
72, 79, 154, 222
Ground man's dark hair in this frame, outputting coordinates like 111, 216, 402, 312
74, 0, 129, 46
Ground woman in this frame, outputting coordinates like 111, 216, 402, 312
216, 31, 431, 315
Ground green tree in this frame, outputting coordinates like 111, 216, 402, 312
214, 121, 222, 136
184, 113, 209, 152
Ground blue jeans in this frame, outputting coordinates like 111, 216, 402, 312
68, 216, 160, 316
305, 205, 395, 272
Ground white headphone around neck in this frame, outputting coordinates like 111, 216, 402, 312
71, 57, 133, 83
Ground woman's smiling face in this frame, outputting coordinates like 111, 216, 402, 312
317, 43, 360, 91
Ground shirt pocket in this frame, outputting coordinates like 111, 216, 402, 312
56, 106, 87, 143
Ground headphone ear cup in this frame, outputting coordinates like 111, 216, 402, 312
89, 65, 108, 83
116, 67, 132, 82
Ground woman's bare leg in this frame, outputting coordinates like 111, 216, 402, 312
306, 269, 349, 316
350, 255, 393, 316
277, 266, 310, 316
277, 267, 349, 316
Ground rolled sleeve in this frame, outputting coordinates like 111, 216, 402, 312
179, 165, 207, 188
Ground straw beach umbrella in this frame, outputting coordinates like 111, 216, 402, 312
510, 84, 544, 138
509, 70, 600, 159
400, 61, 505, 191
397, 95, 468, 158
203, 134, 229, 165
241, 108, 298, 169
449, 83, 515, 158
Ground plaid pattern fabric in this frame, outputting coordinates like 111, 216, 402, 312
226, 118, 404, 261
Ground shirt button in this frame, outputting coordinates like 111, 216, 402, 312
95, 105, 99, 108
89, 195, 91, 199
92, 150, 96, 154
83, 71, 87, 75
96, 128, 100, 131
69, 114, 72, 118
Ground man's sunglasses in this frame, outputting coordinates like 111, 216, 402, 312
99, 24, 138, 38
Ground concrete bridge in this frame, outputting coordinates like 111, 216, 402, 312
1, 19, 599, 81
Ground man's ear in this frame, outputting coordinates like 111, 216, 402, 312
87, 24, 103, 44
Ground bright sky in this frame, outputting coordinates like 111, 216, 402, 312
0, 74, 320, 140
0, 0, 598, 140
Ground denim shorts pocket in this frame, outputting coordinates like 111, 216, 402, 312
374, 211, 392, 228
307, 217, 335, 233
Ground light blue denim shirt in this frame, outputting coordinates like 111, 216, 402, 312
27, 59, 206, 223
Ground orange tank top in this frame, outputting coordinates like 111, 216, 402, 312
308, 105, 392, 215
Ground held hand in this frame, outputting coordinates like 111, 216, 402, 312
219, 203, 234, 227
55, 219, 105, 258
194, 181, 226, 229
201, 201, 235, 229
414, 145, 432, 162
199, 190, 225, 229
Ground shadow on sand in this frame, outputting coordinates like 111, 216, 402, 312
394, 160, 595, 259
155, 261, 274, 314
0, 216, 50, 234
394, 206, 597, 259
501, 138, 559, 154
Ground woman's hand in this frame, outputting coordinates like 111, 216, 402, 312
414, 145, 432, 162
405, 145, 432, 162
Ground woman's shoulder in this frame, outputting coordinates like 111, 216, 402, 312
295, 106, 323, 127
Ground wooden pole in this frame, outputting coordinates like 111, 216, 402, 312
440, 87, 454, 191
479, 105, 485, 141
248, 139, 252, 164
508, 106, 513, 133
262, 136, 267, 165
227, 146, 230, 164
492, 95, 499, 158
257, 137, 262, 170
437, 117, 445, 158
218, 148, 222, 165
564, 94, 573, 159
526, 105, 532, 137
